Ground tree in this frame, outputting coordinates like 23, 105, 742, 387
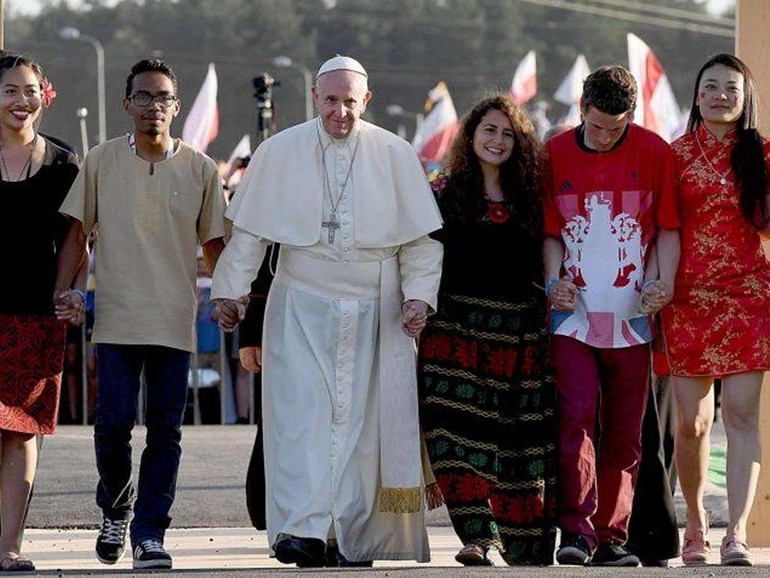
4, 0, 732, 158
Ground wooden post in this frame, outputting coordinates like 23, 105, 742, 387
736, 0, 770, 548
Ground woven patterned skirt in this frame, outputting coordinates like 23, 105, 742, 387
418, 293, 557, 565
0, 314, 65, 434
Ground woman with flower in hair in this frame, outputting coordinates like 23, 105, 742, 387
0, 52, 79, 572
417, 94, 557, 566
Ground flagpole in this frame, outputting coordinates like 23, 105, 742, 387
0, 0, 5, 49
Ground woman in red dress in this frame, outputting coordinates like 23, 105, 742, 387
661, 54, 770, 567
0, 52, 80, 571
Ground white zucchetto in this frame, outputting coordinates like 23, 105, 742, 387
316, 55, 368, 79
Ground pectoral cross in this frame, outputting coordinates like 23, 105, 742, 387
321, 214, 340, 243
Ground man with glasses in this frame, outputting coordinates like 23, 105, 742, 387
55, 58, 226, 570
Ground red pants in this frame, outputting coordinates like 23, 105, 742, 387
552, 335, 649, 549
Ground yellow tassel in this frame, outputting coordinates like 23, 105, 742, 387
425, 482, 444, 511
378, 487, 422, 513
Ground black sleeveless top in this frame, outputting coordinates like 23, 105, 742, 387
1, 138, 79, 315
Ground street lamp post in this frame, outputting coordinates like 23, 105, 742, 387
76, 107, 89, 155
60, 27, 106, 144
272, 55, 314, 121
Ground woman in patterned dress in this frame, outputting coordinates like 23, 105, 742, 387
417, 94, 557, 566
0, 52, 80, 571
661, 54, 770, 567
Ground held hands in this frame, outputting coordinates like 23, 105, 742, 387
239, 346, 262, 373
401, 299, 429, 338
547, 278, 579, 312
213, 296, 250, 332
54, 289, 86, 326
639, 280, 673, 315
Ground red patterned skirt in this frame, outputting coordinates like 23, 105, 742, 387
0, 314, 65, 434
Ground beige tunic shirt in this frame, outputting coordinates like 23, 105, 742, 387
60, 136, 226, 352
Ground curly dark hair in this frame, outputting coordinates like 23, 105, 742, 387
686, 53, 768, 230
581, 65, 637, 116
438, 94, 544, 238
125, 58, 178, 98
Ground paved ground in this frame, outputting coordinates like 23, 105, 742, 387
19, 422, 768, 575
21, 525, 770, 575
28, 423, 731, 529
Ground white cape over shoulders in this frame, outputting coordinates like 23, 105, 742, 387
226, 118, 442, 248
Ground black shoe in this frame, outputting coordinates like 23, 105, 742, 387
640, 558, 670, 567
132, 538, 173, 569
591, 540, 640, 567
455, 544, 494, 566
324, 543, 373, 567
274, 535, 326, 568
338, 553, 374, 567
556, 532, 592, 565
95, 516, 130, 565
324, 544, 340, 567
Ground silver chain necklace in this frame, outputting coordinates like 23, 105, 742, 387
0, 133, 38, 182
695, 131, 731, 186
317, 123, 360, 243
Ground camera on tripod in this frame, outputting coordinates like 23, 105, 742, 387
253, 73, 279, 108
253, 73, 280, 143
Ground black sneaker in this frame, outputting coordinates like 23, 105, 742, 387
132, 538, 172, 569
95, 516, 130, 564
591, 540, 640, 567
640, 558, 670, 567
556, 532, 592, 565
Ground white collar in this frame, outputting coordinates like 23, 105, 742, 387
128, 133, 176, 159
315, 117, 361, 148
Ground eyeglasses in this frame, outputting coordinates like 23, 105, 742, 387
128, 92, 178, 107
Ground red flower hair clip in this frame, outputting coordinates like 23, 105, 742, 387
40, 78, 57, 107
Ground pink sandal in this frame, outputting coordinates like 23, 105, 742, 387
681, 527, 710, 565
720, 535, 753, 566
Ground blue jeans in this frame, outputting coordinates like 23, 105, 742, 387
94, 344, 189, 545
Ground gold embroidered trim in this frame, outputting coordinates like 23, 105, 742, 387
378, 487, 422, 513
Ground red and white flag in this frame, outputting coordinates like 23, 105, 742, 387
510, 50, 537, 105
554, 54, 590, 106
222, 134, 252, 189
554, 55, 591, 127
627, 33, 682, 142
411, 81, 459, 165
227, 133, 252, 164
183, 63, 219, 153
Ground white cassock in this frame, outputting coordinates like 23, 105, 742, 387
212, 118, 443, 562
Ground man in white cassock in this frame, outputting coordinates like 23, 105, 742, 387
211, 56, 443, 567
